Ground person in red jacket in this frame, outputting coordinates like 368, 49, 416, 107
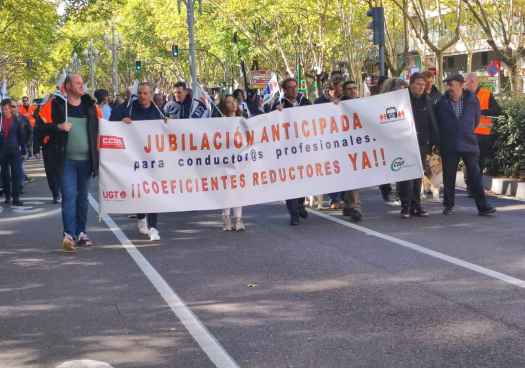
1, 99, 26, 206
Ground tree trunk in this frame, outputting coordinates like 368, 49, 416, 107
466, 51, 473, 73
435, 51, 444, 90
510, 62, 524, 93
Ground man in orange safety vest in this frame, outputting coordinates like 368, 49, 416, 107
464, 73, 501, 194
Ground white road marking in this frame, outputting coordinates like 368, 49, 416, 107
88, 195, 240, 368
308, 209, 525, 289
56, 360, 114, 368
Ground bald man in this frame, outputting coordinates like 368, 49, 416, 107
38, 74, 100, 252
464, 73, 501, 193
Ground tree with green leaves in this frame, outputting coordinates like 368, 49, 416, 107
461, 0, 525, 93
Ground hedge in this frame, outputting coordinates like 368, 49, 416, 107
486, 95, 525, 178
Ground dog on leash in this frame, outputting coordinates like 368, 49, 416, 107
422, 154, 443, 201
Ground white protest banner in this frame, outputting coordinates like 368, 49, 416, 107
99, 89, 423, 214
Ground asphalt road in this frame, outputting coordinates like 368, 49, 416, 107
1, 159, 524, 368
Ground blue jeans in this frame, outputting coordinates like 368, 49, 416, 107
18, 156, 25, 188
60, 159, 90, 237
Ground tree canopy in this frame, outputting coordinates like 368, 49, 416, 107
1, 0, 523, 98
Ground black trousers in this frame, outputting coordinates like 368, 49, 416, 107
465, 135, 494, 190
397, 145, 431, 208
477, 134, 494, 175
397, 178, 422, 209
42, 146, 61, 199
137, 213, 158, 228
33, 133, 42, 156
443, 151, 488, 211
1, 153, 21, 201
286, 197, 305, 219
379, 184, 392, 199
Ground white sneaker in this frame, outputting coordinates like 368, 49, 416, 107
137, 218, 149, 235
223, 215, 232, 231
149, 227, 160, 241
233, 218, 246, 231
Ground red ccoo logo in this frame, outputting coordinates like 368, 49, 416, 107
99, 135, 126, 149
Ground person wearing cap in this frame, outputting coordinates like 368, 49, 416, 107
435, 74, 495, 216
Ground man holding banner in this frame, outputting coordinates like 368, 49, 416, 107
122, 82, 164, 241
271, 77, 312, 226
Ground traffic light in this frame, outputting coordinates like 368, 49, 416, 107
367, 7, 385, 45
135, 60, 142, 73
172, 44, 180, 58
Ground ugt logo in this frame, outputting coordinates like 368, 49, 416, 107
102, 190, 127, 200
380, 107, 405, 124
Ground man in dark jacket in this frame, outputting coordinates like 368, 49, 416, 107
271, 77, 311, 226
39, 74, 100, 252
0, 99, 25, 206
340, 80, 363, 222
397, 73, 440, 218
122, 82, 164, 241
314, 78, 345, 209
164, 81, 208, 119
422, 70, 442, 105
435, 74, 495, 216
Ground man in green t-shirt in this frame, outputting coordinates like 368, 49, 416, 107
39, 74, 100, 252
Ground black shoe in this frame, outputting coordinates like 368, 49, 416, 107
12, 200, 23, 207
299, 207, 308, 219
478, 207, 496, 216
52, 196, 60, 204
411, 206, 429, 217
343, 207, 362, 222
290, 217, 300, 226
4, 197, 11, 204
443, 207, 454, 216
400, 207, 411, 219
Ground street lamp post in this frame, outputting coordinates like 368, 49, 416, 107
233, 32, 249, 90
70, 52, 81, 73
178, 0, 202, 93
104, 24, 120, 97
